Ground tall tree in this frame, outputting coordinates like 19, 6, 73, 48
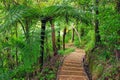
63, 27, 66, 50
57, 27, 61, 50
72, 28, 75, 42
25, 18, 30, 43
39, 19, 46, 69
116, 0, 120, 13
95, 0, 101, 46
50, 20, 57, 56
15, 23, 18, 66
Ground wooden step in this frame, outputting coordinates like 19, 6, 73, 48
61, 67, 84, 71
58, 75, 87, 80
57, 48, 88, 80
63, 62, 82, 65
64, 60, 82, 63
62, 63, 82, 67
63, 61, 82, 64
59, 71, 86, 76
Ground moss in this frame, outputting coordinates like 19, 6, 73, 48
86, 46, 120, 80
92, 64, 104, 80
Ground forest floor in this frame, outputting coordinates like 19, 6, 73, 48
57, 43, 89, 80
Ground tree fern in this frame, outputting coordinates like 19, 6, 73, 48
0, 4, 91, 32
42, 5, 92, 24
0, 5, 41, 31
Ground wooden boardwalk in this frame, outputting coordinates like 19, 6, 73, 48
57, 48, 89, 80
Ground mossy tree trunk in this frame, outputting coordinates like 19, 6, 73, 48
63, 27, 66, 50
50, 20, 57, 56
15, 23, 18, 66
25, 18, 30, 44
72, 28, 75, 42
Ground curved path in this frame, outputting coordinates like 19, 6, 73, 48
57, 46, 89, 80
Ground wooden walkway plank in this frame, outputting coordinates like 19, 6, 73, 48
57, 47, 89, 80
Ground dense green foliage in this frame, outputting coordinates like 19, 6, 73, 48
0, 0, 120, 80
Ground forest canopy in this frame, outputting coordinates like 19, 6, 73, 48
0, 0, 120, 80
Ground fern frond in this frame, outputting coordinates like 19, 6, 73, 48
42, 5, 92, 24
0, 5, 41, 31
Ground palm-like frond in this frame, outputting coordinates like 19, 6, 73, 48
0, 5, 41, 31
41, 5, 92, 24
0, 4, 92, 31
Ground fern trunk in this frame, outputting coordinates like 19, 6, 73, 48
39, 19, 46, 69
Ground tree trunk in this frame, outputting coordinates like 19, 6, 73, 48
25, 19, 30, 43
50, 20, 57, 56
39, 19, 46, 69
114, 49, 120, 60
63, 27, 66, 50
46, 35, 51, 61
15, 23, 18, 66
57, 28, 60, 50
72, 27, 81, 43
116, 0, 120, 13
72, 28, 75, 42
81, 28, 84, 37
95, 0, 101, 46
